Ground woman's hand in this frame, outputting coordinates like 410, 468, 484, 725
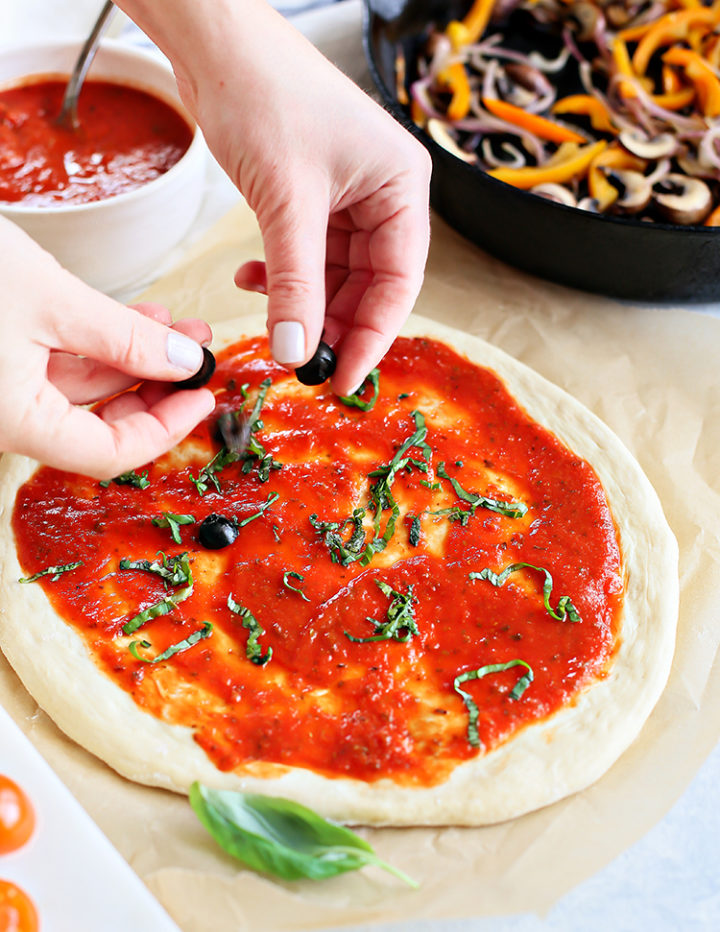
121, 0, 432, 395
0, 219, 215, 477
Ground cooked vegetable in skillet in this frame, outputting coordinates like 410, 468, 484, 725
399, 0, 720, 224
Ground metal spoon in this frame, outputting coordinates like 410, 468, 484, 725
56, 0, 117, 131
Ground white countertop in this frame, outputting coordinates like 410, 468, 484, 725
2, 2, 719, 931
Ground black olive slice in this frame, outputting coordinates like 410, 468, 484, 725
176, 347, 216, 390
198, 513, 238, 549
295, 341, 337, 386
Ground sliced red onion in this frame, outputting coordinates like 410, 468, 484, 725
699, 124, 720, 171
427, 32, 453, 79
409, 77, 445, 121
480, 138, 526, 168
562, 26, 586, 65
482, 59, 500, 100
528, 46, 571, 74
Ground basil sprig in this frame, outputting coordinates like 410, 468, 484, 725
190, 446, 240, 497
282, 571, 310, 602
311, 411, 431, 567
309, 508, 366, 565
435, 462, 527, 523
189, 783, 417, 886
119, 551, 191, 587
227, 595, 272, 665
19, 560, 83, 583
345, 580, 418, 643
152, 512, 196, 544
100, 469, 150, 490
120, 552, 194, 635
408, 514, 421, 547
236, 492, 280, 527
454, 660, 534, 748
338, 368, 380, 412
129, 622, 213, 664
469, 563, 581, 623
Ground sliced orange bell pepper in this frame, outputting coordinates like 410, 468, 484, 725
551, 94, 617, 134
438, 62, 472, 122
703, 33, 720, 70
704, 203, 720, 226
487, 140, 607, 190
663, 46, 720, 116
617, 22, 656, 43
651, 87, 696, 109
662, 62, 684, 94
482, 97, 586, 143
587, 144, 648, 211
632, 7, 720, 74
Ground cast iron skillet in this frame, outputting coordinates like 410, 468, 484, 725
362, 0, 720, 301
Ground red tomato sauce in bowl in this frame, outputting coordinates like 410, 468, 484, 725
0, 78, 193, 206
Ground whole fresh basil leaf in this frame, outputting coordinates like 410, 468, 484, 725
189, 783, 417, 886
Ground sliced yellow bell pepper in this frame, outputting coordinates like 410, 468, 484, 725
410, 98, 426, 128
446, 0, 496, 50
612, 38, 649, 98
438, 62, 472, 121
587, 145, 648, 211
487, 140, 607, 190
632, 7, 720, 74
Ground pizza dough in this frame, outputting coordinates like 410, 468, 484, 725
0, 314, 678, 826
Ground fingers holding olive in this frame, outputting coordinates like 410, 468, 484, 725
295, 341, 337, 386
176, 347, 217, 390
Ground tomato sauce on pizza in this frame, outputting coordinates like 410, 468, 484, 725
12, 336, 623, 786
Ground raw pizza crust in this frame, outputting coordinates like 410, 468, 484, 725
0, 314, 679, 826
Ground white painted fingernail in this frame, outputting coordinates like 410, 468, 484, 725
272, 321, 306, 365
167, 331, 204, 372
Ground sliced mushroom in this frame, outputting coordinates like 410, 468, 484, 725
577, 196, 600, 213
569, 2, 601, 41
652, 174, 713, 225
605, 4, 632, 29
605, 168, 653, 214
504, 62, 553, 99
676, 152, 718, 180
619, 129, 677, 160
530, 183, 578, 207
426, 119, 478, 165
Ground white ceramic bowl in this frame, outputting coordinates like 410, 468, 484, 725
0, 40, 207, 295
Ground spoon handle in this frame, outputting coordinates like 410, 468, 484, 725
57, 0, 117, 130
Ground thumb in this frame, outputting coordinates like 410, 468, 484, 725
257, 186, 328, 368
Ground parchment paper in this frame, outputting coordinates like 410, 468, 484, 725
2, 200, 720, 932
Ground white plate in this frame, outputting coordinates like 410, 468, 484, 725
0, 704, 181, 932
